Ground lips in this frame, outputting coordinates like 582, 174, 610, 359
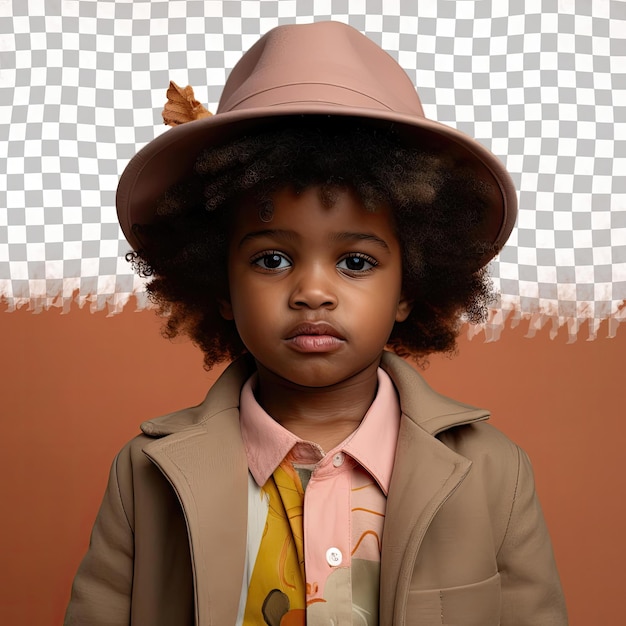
285, 322, 344, 340
285, 322, 345, 353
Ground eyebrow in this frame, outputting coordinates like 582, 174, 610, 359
238, 229, 390, 251
237, 229, 298, 248
332, 231, 390, 251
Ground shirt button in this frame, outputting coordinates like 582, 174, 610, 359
326, 547, 343, 567
332, 453, 344, 467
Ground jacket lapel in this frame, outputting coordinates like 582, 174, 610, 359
379, 418, 472, 624
143, 417, 248, 626
379, 353, 489, 625
141, 360, 253, 626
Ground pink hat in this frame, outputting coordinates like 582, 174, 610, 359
117, 20, 517, 265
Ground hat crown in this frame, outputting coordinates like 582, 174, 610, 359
217, 21, 425, 117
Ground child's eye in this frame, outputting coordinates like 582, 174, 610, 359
337, 254, 377, 272
252, 252, 291, 270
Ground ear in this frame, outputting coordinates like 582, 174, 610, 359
395, 295, 413, 323
217, 297, 234, 321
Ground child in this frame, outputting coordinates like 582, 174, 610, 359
66, 21, 567, 625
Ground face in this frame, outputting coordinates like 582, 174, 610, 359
220, 186, 411, 389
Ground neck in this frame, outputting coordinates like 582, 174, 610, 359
254, 360, 380, 452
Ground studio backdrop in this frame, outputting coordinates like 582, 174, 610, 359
1, 0, 624, 340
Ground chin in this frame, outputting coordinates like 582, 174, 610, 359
276, 360, 380, 389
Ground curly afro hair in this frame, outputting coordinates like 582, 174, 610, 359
128, 117, 496, 369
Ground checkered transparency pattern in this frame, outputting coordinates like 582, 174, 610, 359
1, 0, 624, 339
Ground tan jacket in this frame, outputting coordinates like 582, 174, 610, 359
65, 352, 568, 625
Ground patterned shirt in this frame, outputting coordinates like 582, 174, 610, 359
236, 369, 401, 625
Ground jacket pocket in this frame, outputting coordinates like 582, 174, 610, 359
404, 572, 501, 625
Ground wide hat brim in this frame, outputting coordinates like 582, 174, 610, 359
117, 22, 517, 268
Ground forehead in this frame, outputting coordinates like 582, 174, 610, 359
230, 185, 398, 242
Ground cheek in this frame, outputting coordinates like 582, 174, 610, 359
358, 284, 403, 330
228, 275, 279, 333
227, 262, 252, 308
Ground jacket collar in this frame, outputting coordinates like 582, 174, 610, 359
378, 351, 490, 435
140, 352, 490, 626
140, 356, 256, 437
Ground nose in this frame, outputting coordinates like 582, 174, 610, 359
288, 264, 338, 310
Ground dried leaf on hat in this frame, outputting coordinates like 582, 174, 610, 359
162, 81, 213, 126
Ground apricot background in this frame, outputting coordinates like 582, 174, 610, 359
0, 306, 623, 625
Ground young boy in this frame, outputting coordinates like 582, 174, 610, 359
66, 21, 568, 625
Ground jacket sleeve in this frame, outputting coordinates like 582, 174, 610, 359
497, 445, 568, 625
64, 451, 134, 626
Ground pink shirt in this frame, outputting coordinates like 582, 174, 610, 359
237, 368, 401, 624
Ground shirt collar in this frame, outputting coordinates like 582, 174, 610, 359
239, 368, 401, 495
